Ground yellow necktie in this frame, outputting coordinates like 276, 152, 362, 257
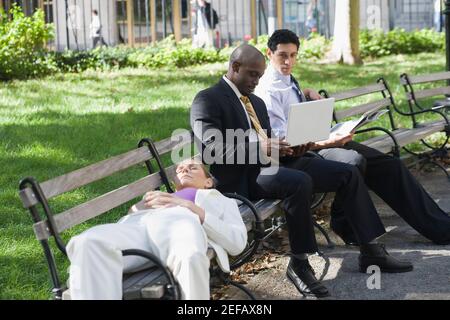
240, 96, 269, 140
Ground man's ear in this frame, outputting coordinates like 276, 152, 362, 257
267, 48, 273, 59
231, 61, 241, 73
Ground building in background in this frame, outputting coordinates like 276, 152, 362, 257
0, 0, 443, 51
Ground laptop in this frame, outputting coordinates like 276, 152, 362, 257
285, 98, 335, 146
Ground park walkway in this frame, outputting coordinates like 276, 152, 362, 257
225, 166, 450, 300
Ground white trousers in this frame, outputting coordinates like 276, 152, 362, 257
66, 207, 210, 300
193, 28, 214, 48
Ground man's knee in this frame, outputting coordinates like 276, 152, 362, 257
340, 163, 364, 186
291, 172, 314, 199
350, 153, 367, 174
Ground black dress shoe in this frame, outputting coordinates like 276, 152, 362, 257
359, 243, 413, 273
286, 258, 330, 298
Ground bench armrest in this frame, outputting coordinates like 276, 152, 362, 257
122, 249, 181, 300
354, 126, 401, 157
223, 193, 265, 270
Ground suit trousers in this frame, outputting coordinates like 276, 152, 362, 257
67, 207, 210, 300
318, 141, 450, 244
249, 156, 386, 254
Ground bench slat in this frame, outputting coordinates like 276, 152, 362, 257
401, 71, 450, 85
406, 86, 450, 100
239, 199, 281, 231
33, 165, 177, 241
334, 98, 391, 121
328, 83, 386, 101
154, 130, 194, 156
20, 132, 193, 209
362, 121, 446, 154
20, 147, 151, 209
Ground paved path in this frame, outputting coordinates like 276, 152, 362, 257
226, 169, 450, 300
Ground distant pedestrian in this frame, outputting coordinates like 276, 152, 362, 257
305, 0, 323, 36
434, 0, 443, 32
192, 0, 219, 48
90, 10, 107, 48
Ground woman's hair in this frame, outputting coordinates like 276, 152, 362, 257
177, 158, 217, 189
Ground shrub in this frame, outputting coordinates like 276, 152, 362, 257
0, 4, 55, 80
51, 46, 136, 73
299, 33, 331, 60
128, 36, 224, 68
360, 28, 444, 58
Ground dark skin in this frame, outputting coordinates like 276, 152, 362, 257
226, 45, 312, 158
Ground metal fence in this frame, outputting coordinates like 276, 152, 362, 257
0, 0, 444, 51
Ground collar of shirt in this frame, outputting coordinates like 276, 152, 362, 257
222, 75, 245, 100
267, 64, 292, 87
222, 75, 258, 141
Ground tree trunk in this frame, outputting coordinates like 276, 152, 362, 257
328, 0, 362, 65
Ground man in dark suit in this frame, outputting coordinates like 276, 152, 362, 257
190, 44, 412, 298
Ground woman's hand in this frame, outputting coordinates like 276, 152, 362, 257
143, 191, 205, 223
144, 191, 186, 209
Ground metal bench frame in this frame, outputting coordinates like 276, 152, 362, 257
18, 135, 264, 300
320, 77, 450, 181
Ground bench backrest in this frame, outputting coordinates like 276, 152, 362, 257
319, 78, 397, 130
400, 71, 450, 107
19, 131, 194, 243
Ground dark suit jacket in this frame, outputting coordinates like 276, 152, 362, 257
190, 78, 272, 197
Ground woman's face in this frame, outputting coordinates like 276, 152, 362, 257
175, 160, 213, 190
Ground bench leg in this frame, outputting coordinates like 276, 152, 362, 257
420, 159, 450, 182
403, 147, 450, 183
313, 221, 335, 249
215, 270, 257, 300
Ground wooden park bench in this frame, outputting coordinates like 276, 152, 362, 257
18, 132, 266, 300
18, 129, 336, 300
400, 71, 450, 151
319, 77, 450, 180
401, 71, 450, 116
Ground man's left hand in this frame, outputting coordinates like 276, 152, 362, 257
304, 88, 322, 101
290, 142, 315, 157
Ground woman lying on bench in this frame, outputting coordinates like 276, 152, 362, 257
66, 159, 248, 300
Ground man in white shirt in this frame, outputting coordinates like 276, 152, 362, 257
90, 10, 107, 48
255, 29, 450, 246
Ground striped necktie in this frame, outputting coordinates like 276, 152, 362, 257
240, 96, 269, 140
291, 75, 306, 102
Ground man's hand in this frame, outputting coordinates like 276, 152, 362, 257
311, 133, 354, 150
303, 88, 322, 101
329, 133, 354, 147
260, 137, 293, 158
291, 142, 315, 157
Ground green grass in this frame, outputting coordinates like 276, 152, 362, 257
0, 53, 449, 299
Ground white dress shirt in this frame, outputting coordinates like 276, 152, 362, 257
222, 75, 259, 141
254, 64, 306, 138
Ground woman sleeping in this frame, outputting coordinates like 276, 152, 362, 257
66, 158, 247, 300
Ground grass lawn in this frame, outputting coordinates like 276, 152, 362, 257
0, 52, 448, 299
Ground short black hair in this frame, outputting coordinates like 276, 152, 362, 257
92, 9, 98, 15
267, 29, 300, 52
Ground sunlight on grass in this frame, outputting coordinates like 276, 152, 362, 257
0, 53, 448, 299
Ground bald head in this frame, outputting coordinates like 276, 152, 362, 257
226, 44, 266, 96
229, 44, 265, 70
